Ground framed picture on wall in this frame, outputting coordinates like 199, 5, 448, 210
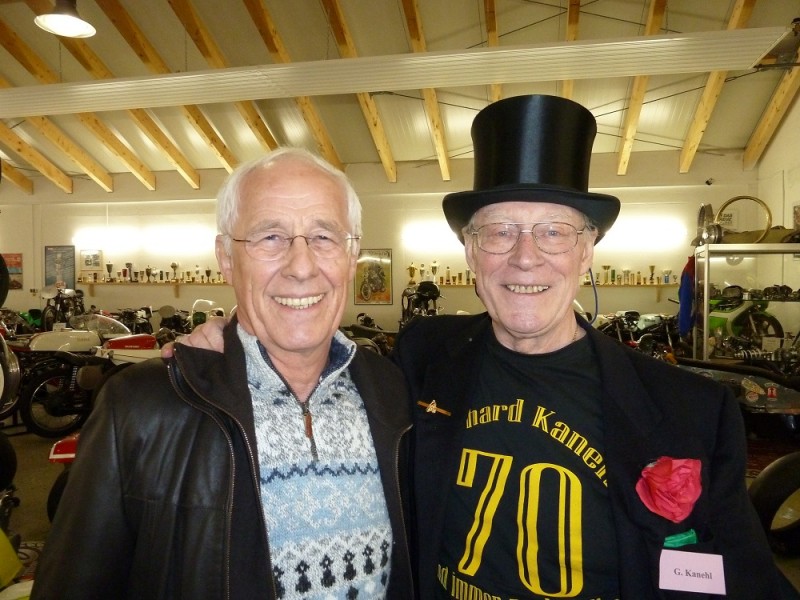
355, 248, 392, 305
1, 253, 23, 290
44, 245, 76, 290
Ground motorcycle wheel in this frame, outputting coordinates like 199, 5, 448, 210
739, 313, 784, 347
359, 281, 372, 302
0, 348, 21, 421
19, 366, 88, 438
47, 468, 70, 522
748, 451, 800, 555
41, 306, 57, 332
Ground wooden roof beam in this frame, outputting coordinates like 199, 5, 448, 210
0, 120, 72, 192
484, 0, 502, 103
743, 43, 800, 170
401, 0, 451, 181
25, 0, 199, 189
616, 0, 666, 176
317, 0, 395, 180
168, 0, 278, 153
243, 0, 344, 172
560, 0, 581, 100
96, 0, 238, 173
0, 75, 112, 192
0, 159, 33, 194
0, 14, 156, 190
679, 0, 755, 173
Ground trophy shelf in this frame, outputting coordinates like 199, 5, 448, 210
83, 281, 226, 299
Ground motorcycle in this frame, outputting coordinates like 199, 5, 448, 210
706, 285, 784, 357
342, 313, 396, 355
596, 311, 691, 362
157, 305, 192, 335
111, 306, 154, 335
12, 313, 132, 438
40, 286, 85, 332
358, 262, 387, 303
400, 281, 443, 328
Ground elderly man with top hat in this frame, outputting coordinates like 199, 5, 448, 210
165, 95, 795, 599
392, 94, 794, 599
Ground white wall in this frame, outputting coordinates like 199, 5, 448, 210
4, 123, 799, 331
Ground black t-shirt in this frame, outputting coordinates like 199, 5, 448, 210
434, 332, 620, 600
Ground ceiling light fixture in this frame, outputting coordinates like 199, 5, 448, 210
34, 0, 96, 39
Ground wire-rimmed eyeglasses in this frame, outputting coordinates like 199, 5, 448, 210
468, 222, 588, 255
229, 232, 361, 261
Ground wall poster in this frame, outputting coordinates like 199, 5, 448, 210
44, 245, 75, 290
354, 248, 392, 305
1, 253, 23, 290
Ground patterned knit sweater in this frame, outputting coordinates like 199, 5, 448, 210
239, 326, 393, 599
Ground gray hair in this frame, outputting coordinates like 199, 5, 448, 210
217, 147, 362, 255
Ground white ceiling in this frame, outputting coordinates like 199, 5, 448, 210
0, 0, 798, 199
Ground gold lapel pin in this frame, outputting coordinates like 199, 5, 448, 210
417, 399, 452, 416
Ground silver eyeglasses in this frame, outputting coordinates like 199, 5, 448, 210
229, 232, 361, 261
469, 222, 588, 255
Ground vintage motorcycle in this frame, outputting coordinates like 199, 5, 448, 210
40, 286, 85, 332
400, 281, 443, 328
13, 314, 133, 437
705, 285, 784, 357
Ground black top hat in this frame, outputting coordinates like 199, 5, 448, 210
443, 95, 620, 243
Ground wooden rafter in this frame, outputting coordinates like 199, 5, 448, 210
0, 75, 112, 191
167, 0, 278, 152
743, 43, 800, 170
0, 119, 72, 192
679, 0, 755, 173
484, 0, 502, 103
96, 0, 238, 173
24, 0, 199, 189
616, 0, 666, 175
317, 0, 396, 180
560, 0, 581, 100
0, 159, 34, 194
400, 0, 451, 181
242, 0, 344, 172
0, 14, 156, 190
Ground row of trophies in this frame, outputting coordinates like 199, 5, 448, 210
84, 262, 224, 284
588, 265, 677, 286
406, 261, 475, 286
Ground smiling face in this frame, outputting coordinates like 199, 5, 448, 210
465, 201, 597, 354
216, 158, 358, 363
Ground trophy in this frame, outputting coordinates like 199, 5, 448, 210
662, 268, 672, 285
205, 266, 212, 283
648, 265, 656, 285
431, 260, 439, 283
125, 262, 133, 282
145, 265, 152, 283
170, 262, 179, 282
407, 263, 417, 285
105, 261, 113, 282
601, 265, 611, 285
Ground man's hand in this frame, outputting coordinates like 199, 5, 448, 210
160, 316, 229, 358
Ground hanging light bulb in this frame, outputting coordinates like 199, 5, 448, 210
34, 0, 96, 39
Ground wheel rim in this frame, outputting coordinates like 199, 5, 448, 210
27, 371, 83, 434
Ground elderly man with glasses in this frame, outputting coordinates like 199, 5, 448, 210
393, 95, 793, 599
31, 148, 414, 600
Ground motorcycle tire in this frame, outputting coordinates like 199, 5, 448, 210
0, 348, 21, 422
18, 366, 88, 438
748, 450, 800, 556
47, 468, 70, 522
0, 431, 16, 491
90, 362, 132, 406
739, 313, 784, 347
360, 281, 372, 303
40, 306, 57, 332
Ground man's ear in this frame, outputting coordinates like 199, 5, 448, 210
215, 235, 233, 282
579, 230, 598, 275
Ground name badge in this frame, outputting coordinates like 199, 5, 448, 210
659, 549, 726, 595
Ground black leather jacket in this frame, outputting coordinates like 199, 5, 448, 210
32, 321, 414, 599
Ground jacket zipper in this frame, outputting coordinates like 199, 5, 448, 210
167, 360, 277, 600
